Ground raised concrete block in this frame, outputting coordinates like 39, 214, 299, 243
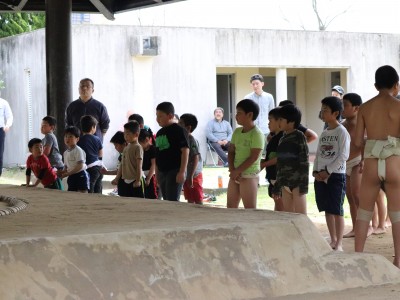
0, 185, 399, 299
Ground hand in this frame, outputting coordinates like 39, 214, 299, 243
133, 180, 141, 188
229, 169, 241, 181
217, 140, 224, 145
3, 126, 10, 133
318, 170, 330, 181
111, 177, 118, 185
145, 177, 151, 186
186, 177, 194, 188
272, 193, 281, 201
358, 160, 364, 173
176, 171, 185, 184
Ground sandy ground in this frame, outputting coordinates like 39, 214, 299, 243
1, 173, 399, 299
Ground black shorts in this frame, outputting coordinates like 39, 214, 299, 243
117, 178, 144, 198
314, 173, 346, 216
67, 170, 89, 192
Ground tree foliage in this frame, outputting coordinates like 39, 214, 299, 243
0, 12, 45, 38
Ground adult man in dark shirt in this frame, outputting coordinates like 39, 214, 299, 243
65, 78, 110, 142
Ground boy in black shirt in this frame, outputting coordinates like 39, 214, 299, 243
261, 107, 284, 211
155, 102, 189, 201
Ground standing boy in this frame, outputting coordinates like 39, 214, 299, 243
179, 113, 204, 205
227, 99, 265, 209
341, 93, 364, 238
272, 104, 309, 214
25, 138, 63, 190
313, 96, 350, 251
354, 65, 400, 268
117, 121, 144, 198
261, 107, 284, 211
41, 116, 64, 170
155, 102, 189, 201
58, 126, 89, 193
78, 115, 104, 194
104, 131, 127, 195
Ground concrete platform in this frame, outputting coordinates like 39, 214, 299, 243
0, 185, 399, 299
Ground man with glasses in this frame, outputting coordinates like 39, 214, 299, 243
65, 78, 110, 142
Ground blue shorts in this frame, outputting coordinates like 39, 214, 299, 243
67, 170, 89, 192
314, 173, 346, 216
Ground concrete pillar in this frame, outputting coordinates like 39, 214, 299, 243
275, 68, 287, 105
45, 0, 72, 151
131, 57, 155, 128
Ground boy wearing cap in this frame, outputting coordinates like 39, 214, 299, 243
245, 74, 275, 139
332, 85, 345, 99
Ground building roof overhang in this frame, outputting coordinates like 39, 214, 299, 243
0, 0, 184, 20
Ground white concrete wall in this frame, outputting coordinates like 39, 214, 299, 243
1, 26, 399, 167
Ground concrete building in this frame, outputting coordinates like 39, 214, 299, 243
1, 25, 399, 168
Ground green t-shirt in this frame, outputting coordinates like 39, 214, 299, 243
231, 126, 265, 175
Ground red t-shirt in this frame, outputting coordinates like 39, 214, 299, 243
26, 155, 57, 186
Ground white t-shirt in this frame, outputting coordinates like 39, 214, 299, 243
313, 124, 350, 174
64, 145, 86, 173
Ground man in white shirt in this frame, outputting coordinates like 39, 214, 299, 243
244, 74, 275, 137
0, 98, 13, 176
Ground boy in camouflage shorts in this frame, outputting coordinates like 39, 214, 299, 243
272, 104, 309, 214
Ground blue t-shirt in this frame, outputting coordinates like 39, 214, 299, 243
77, 134, 103, 165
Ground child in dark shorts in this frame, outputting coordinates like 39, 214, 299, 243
58, 126, 89, 193
313, 96, 350, 251
139, 128, 158, 199
261, 108, 284, 211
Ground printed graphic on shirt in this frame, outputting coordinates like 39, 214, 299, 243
320, 144, 335, 159
156, 135, 170, 151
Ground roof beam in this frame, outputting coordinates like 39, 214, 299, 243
16, 0, 28, 10
88, 0, 115, 20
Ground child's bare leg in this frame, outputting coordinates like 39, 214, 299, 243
240, 177, 259, 209
373, 190, 387, 234
355, 159, 385, 252
344, 175, 356, 238
334, 215, 345, 251
274, 196, 284, 211
325, 213, 337, 249
227, 179, 241, 208
292, 187, 307, 215
281, 188, 294, 213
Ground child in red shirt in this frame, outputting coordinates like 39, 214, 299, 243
25, 138, 63, 190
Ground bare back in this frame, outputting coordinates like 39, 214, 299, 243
342, 118, 362, 160
357, 94, 400, 141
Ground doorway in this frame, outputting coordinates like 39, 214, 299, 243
216, 74, 235, 126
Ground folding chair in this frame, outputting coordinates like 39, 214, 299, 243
206, 140, 227, 167
205, 142, 218, 167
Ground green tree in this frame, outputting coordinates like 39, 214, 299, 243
0, 12, 45, 38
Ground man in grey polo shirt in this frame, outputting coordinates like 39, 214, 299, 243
244, 74, 275, 139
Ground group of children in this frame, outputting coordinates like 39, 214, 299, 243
24, 102, 204, 204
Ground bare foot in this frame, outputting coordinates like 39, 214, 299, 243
393, 258, 400, 269
372, 227, 387, 235
343, 230, 355, 238
367, 226, 374, 237
386, 220, 392, 228
330, 240, 336, 249
335, 245, 343, 252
